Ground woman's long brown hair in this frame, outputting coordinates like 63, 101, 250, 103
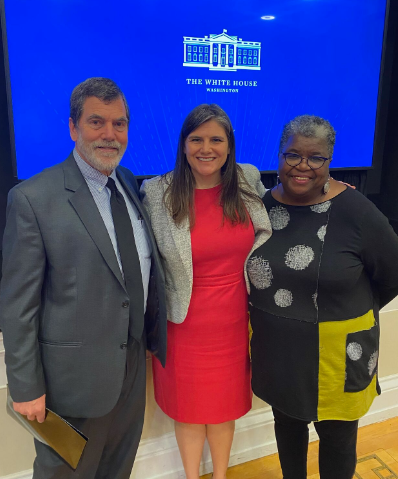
163, 104, 262, 227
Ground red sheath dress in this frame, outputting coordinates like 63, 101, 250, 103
153, 185, 254, 424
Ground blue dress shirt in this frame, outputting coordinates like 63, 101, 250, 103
73, 149, 152, 312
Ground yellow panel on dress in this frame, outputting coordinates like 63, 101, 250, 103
248, 312, 253, 361
318, 309, 379, 421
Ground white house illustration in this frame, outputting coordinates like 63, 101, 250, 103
183, 29, 261, 71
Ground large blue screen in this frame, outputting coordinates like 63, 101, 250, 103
3, 0, 387, 178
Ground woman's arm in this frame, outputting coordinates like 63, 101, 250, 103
360, 201, 398, 309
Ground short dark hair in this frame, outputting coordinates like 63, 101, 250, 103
69, 77, 129, 126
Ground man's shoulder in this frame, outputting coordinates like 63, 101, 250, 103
117, 164, 136, 180
116, 165, 141, 194
11, 158, 69, 198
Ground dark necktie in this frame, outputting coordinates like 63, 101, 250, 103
107, 177, 144, 341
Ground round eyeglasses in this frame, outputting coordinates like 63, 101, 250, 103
282, 153, 330, 170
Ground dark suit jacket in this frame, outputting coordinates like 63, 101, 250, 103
0, 154, 166, 418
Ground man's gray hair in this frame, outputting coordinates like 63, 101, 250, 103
70, 77, 129, 126
279, 115, 336, 157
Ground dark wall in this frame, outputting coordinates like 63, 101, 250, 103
366, 1, 398, 197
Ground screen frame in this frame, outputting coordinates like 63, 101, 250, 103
0, 0, 393, 180
0, 0, 17, 180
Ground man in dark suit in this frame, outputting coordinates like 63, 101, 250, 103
0, 77, 167, 478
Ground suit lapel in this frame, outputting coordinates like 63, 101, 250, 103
116, 169, 149, 224
116, 168, 161, 251
63, 155, 126, 291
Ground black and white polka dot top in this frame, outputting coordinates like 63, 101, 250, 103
248, 187, 398, 323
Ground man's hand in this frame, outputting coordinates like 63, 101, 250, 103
13, 394, 46, 423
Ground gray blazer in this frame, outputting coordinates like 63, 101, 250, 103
0, 154, 167, 418
140, 163, 272, 324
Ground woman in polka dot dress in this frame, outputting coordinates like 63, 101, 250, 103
247, 115, 398, 479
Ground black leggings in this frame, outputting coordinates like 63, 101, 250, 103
272, 407, 359, 479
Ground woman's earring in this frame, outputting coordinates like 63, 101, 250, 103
276, 174, 281, 187
323, 175, 331, 195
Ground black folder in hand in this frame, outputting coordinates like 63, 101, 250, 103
6, 388, 88, 470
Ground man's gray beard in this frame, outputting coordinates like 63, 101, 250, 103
76, 139, 126, 174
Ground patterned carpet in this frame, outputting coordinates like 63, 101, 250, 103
355, 454, 398, 478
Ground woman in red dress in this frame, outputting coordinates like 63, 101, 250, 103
141, 105, 271, 479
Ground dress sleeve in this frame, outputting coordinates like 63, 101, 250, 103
252, 166, 267, 198
139, 176, 164, 221
240, 163, 267, 198
360, 201, 398, 309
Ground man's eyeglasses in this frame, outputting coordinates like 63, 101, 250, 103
282, 153, 331, 170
